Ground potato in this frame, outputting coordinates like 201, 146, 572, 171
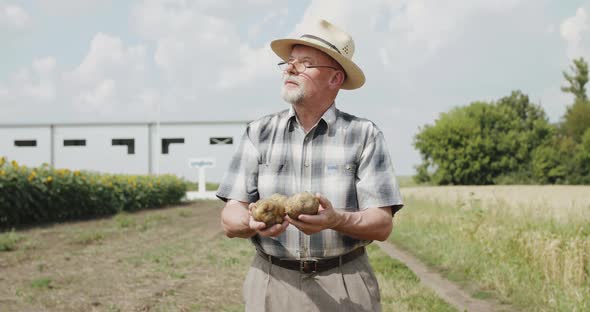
269, 193, 288, 206
285, 192, 320, 219
251, 194, 286, 226
251, 192, 320, 226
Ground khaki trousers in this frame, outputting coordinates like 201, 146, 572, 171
243, 253, 381, 312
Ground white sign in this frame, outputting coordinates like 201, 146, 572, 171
189, 158, 216, 194
188, 158, 216, 168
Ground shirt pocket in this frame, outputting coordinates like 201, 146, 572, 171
325, 163, 357, 176
324, 162, 359, 209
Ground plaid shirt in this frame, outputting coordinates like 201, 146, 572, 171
217, 103, 403, 259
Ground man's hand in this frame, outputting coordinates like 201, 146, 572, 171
286, 193, 343, 235
248, 203, 289, 237
222, 199, 288, 238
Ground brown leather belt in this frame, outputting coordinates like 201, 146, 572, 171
256, 247, 365, 274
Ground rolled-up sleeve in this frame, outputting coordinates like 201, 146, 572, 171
356, 131, 404, 214
216, 127, 260, 203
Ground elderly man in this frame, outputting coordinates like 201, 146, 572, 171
217, 19, 403, 312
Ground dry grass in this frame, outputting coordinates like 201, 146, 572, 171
402, 185, 590, 222
393, 185, 590, 311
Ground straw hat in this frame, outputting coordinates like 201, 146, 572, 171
270, 19, 365, 90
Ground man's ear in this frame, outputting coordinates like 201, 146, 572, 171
329, 71, 345, 89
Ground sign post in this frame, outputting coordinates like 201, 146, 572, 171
188, 158, 216, 194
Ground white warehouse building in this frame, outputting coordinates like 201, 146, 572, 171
0, 121, 249, 183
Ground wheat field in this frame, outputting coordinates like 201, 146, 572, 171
402, 185, 590, 222
391, 185, 590, 311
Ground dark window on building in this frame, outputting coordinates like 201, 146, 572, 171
162, 138, 184, 154
15, 140, 36, 147
209, 137, 233, 145
112, 138, 135, 154
64, 139, 86, 146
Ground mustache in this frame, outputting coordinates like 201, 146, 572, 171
282, 74, 301, 85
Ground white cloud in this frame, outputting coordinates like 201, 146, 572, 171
288, 0, 526, 80
151, 15, 236, 82
0, 3, 31, 30
379, 47, 391, 69
65, 33, 153, 115
134, 0, 239, 88
384, 0, 524, 69
0, 0, 290, 121
74, 79, 117, 113
132, 0, 286, 91
32, 57, 57, 76
560, 7, 590, 59
0, 32, 153, 118
247, 9, 289, 40
68, 33, 147, 84
245, 0, 276, 5
216, 45, 277, 89
37, 0, 109, 16
0, 56, 57, 103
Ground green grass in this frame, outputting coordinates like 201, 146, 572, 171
389, 195, 590, 311
139, 213, 171, 231
185, 182, 219, 191
367, 244, 456, 311
107, 304, 121, 312
0, 230, 22, 251
397, 175, 419, 188
177, 209, 192, 218
70, 231, 105, 245
397, 175, 434, 188
30, 277, 53, 290
113, 212, 136, 228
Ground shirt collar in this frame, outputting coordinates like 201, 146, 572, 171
322, 103, 337, 129
288, 102, 337, 130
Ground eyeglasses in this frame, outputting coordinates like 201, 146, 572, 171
278, 60, 339, 73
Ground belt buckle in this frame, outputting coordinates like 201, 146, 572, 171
300, 259, 318, 273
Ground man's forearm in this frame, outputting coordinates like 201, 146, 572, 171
332, 207, 393, 241
221, 201, 256, 238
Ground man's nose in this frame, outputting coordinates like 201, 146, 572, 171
286, 62, 298, 74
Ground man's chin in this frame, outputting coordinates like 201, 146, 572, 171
282, 97, 297, 105
281, 89, 302, 104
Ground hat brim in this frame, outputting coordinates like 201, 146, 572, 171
270, 38, 365, 90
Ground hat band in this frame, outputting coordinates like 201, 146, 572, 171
300, 34, 341, 55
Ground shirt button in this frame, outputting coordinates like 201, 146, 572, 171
304, 162, 310, 167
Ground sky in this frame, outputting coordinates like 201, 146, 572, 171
1, 0, 590, 175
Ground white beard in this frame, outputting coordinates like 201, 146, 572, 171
281, 75, 305, 105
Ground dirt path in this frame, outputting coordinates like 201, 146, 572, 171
376, 241, 515, 312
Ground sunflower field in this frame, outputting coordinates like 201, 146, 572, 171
0, 157, 188, 228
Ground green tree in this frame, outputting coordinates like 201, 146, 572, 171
414, 91, 554, 185
561, 57, 588, 101
531, 136, 576, 184
534, 128, 590, 184
571, 128, 590, 183
560, 58, 590, 143
562, 98, 590, 142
